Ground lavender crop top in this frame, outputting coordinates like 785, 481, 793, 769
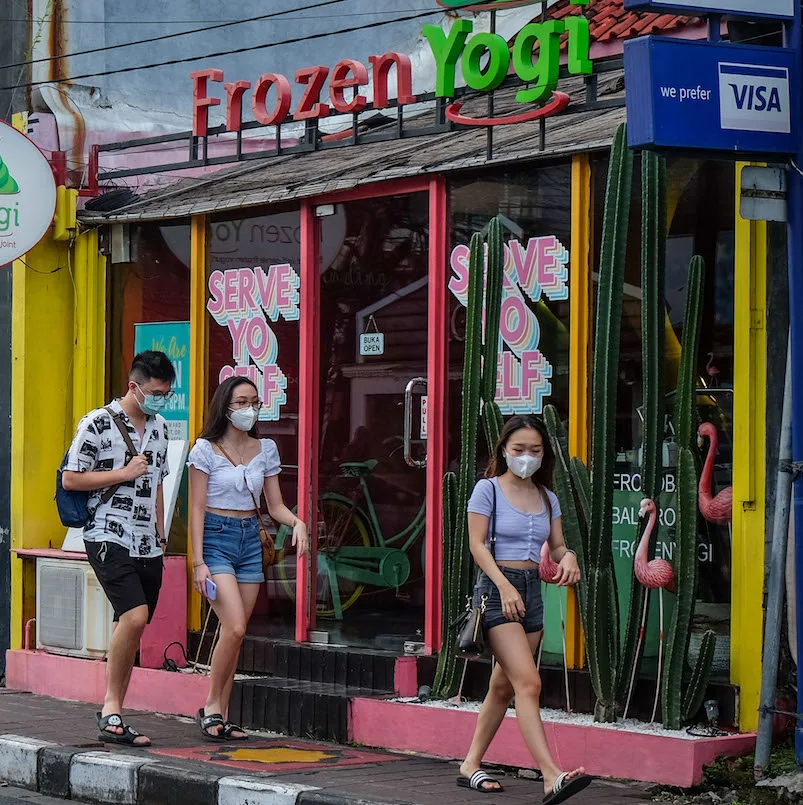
187, 438, 281, 511
467, 477, 561, 563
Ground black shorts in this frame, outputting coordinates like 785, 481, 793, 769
84, 540, 163, 623
473, 566, 544, 634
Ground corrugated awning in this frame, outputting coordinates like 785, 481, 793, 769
80, 70, 625, 224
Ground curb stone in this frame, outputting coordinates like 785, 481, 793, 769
298, 791, 413, 805
37, 746, 85, 799
0, 735, 56, 791
0, 734, 397, 805
70, 751, 154, 805
137, 761, 226, 805
218, 777, 320, 805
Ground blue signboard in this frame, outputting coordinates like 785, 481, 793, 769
624, 0, 793, 20
134, 321, 190, 440
624, 37, 799, 155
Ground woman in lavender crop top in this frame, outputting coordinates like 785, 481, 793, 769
188, 377, 308, 742
457, 415, 591, 804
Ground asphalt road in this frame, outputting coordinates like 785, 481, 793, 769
0, 788, 68, 805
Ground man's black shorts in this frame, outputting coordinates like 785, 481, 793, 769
84, 540, 163, 623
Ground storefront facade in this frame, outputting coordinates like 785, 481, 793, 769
9, 143, 771, 734
5, 3, 786, 752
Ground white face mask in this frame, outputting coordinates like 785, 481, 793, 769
504, 451, 542, 480
228, 407, 258, 432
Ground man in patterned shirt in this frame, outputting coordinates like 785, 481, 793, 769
62, 350, 175, 746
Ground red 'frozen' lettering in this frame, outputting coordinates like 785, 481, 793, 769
330, 59, 368, 114
294, 65, 330, 121
252, 73, 293, 126
224, 81, 252, 132
191, 68, 223, 136
368, 53, 415, 108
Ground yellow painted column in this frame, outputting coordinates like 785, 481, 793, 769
731, 162, 767, 732
567, 154, 591, 667
187, 215, 209, 631
72, 230, 107, 426
11, 233, 75, 648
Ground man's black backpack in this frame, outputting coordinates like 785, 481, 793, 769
55, 406, 139, 528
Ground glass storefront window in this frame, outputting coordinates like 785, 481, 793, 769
592, 157, 735, 679
206, 206, 304, 639
449, 163, 573, 662
107, 220, 191, 551
316, 193, 429, 650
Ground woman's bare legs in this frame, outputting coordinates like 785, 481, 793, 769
486, 623, 585, 795
203, 576, 260, 737
459, 631, 543, 789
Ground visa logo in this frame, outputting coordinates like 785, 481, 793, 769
719, 62, 790, 134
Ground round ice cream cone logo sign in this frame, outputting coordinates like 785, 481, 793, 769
0, 154, 20, 195
0, 119, 57, 266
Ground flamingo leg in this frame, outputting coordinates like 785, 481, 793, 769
558, 591, 571, 713
449, 658, 469, 704
537, 586, 547, 670
651, 588, 665, 723
623, 588, 650, 720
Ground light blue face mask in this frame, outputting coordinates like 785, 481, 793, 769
135, 383, 169, 416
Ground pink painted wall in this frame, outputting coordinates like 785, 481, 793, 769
140, 556, 187, 669
5, 650, 207, 718
349, 698, 756, 787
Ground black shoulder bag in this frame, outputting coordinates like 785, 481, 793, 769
453, 479, 496, 661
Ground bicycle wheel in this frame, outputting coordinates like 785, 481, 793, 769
276, 496, 373, 618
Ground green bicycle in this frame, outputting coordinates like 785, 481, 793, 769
274, 455, 426, 621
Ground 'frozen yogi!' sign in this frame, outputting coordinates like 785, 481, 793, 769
449, 236, 569, 413
0, 120, 57, 266
207, 263, 300, 420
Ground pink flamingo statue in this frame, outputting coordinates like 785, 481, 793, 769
538, 541, 572, 713
622, 499, 676, 723
697, 422, 733, 526
705, 353, 720, 387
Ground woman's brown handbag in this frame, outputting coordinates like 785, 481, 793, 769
453, 479, 497, 661
217, 444, 278, 570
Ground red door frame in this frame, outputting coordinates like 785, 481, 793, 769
294, 176, 449, 654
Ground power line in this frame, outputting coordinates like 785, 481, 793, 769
2, 0, 347, 71
3, 10, 431, 25
1, 2, 493, 92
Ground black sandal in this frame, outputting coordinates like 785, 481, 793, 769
96, 712, 151, 747
543, 772, 593, 805
457, 770, 504, 793
197, 708, 226, 741
222, 722, 249, 741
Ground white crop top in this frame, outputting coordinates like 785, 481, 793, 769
187, 438, 281, 511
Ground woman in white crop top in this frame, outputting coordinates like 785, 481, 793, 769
188, 377, 308, 741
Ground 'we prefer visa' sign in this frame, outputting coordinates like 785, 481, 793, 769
624, 37, 799, 155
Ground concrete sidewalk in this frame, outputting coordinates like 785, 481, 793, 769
0, 690, 655, 805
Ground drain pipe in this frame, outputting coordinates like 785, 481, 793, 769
754, 340, 793, 780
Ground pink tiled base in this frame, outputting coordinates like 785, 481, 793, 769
349, 698, 756, 787
4, 649, 208, 718
139, 556, 188, 669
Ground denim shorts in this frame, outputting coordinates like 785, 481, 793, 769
203, 512, 265, 584
473, 566, 544, 634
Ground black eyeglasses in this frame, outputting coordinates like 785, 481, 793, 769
136, 383, 175, 402
229, 400, 263, 411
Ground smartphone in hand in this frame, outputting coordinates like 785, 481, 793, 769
205, 578, 217, 601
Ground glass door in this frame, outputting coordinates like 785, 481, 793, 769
312, 191, 430, 649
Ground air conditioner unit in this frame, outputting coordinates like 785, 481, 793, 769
35, 558, 114, 659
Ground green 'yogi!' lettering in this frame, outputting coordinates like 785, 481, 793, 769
566, 17, 593, 76
422, 20, 472, 97
461, 32, 510, 92
512, 21, 564, 104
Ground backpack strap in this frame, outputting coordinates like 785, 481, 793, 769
95, 407, 140, 505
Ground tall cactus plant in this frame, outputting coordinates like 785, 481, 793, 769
661, 255, 716, 729
545, 123, 633, 722
434, 217, 505, 697
616, 152, 667, 706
